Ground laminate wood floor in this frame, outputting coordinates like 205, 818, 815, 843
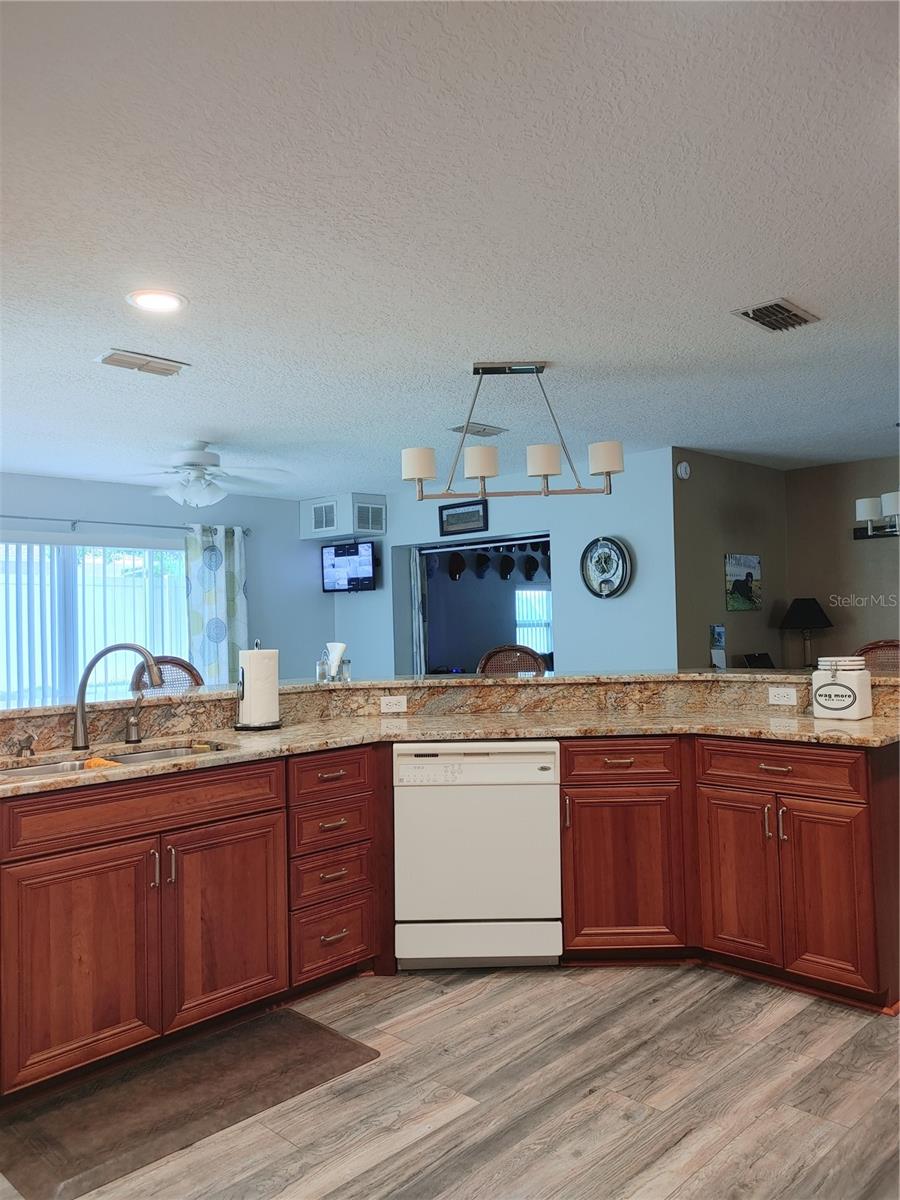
1, 965, 896, 1200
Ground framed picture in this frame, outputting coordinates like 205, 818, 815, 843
438, 498, 488, 537
724, 553, 762, 611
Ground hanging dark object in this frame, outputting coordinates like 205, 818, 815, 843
522, 555, 540, 581
448, 552, 467, 582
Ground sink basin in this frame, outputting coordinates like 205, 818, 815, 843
0, 759, 88, 779
111, 744, 228, 764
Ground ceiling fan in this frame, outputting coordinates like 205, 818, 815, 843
138, 441, 296, 508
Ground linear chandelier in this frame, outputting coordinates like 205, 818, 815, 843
401, 362, 624, 500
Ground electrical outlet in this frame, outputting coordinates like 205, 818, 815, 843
768, 686, 797, 706
380, 717, 409, 734
380, 695, 408, 713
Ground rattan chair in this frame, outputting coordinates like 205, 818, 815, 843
476, 644, 546, 676
853, 640, 900, 674
130, 655, 204, 694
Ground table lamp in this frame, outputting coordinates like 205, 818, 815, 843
780, 597, 833, 667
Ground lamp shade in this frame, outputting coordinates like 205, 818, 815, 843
780, 597, 833, 631
588, 441, 624, 476
855, 497, 882, 521
880, 491, 900, 518
401, 447, 436, 481
526, 444, 562, 477
464, 445, 499, 479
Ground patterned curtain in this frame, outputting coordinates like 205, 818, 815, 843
185, 525, 248, 684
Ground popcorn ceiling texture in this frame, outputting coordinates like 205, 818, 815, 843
1, 2, 897, 498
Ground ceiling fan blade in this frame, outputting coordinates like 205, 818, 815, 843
213, 476, 293, 496
209, 466, 296, 482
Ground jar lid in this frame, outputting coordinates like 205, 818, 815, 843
817, 656, 866, 669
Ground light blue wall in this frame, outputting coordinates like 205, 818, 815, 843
0, 472, 334, 679
334, 447, 678, 679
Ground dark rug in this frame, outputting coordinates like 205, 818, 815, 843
0, 1008, 379, 1200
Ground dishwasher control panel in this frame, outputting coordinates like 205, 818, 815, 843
393, 741, 560, 787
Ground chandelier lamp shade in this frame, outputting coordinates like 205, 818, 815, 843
400, 362, 624, 500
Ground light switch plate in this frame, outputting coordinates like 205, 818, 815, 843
380, 695, 408, 713
768, 686, 797, 706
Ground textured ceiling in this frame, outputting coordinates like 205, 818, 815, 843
1, 1, 897, 502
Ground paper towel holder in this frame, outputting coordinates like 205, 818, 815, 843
234, 639, 283, 732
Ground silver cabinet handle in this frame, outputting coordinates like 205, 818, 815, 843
318, 769, 347, 782
564, 794, 571, 829
320, 928, 349, 945
759, 762, 792, 774
319, 868, 349, 882
149, 848, 160, 888
777, 807, 788, 841
763, 804, 773, 839
604, 757, 635, 766
166, 845, 176, 883
319, 818, 349, 832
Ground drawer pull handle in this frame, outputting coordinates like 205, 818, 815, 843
320, 868, 349, 882
604, 757, 635, 766
320, 928, 349, 945
149, 848, 160, 888
318, 769, 348, 782
777, 807, 788, 841
763, 804, 773, 839
319, 818, 349, 832
758, 762, 792, 774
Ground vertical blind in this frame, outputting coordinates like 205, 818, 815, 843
0, 542, 189, 707
515, 588, 553, 655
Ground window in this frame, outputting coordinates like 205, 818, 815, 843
515, 588, 553, 655
0, 541, 189, 706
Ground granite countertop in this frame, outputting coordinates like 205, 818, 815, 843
0, 708, 897, 800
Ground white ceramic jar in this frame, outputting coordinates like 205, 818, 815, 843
812, 656, 872, 720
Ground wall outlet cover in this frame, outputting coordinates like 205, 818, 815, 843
768, 686, 798, 706
380, 717, 409, 734
380, 695, 408, 713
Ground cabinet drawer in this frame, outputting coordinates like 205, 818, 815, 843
290, 892, 374, 984
696, 738, 866, 803
562, 738, 680, 785
289, 842, 373, 910
289, 748, 372, 805
1, 761, 285, 862
289, 794, 372, 855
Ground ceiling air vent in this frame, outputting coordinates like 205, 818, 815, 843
96, 349, 189, 376
731, 299, 820, 332
450, 422, 508, 438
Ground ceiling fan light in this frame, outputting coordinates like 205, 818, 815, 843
182, 479, 225, 507
588, 441, 624, 476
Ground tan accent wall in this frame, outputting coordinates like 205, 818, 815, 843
673, 449, 788, 668
784, 456, 900, 664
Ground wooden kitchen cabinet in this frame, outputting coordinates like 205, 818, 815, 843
161, 811, 288, 1033
0, 837, 162, 1092
562, 784, 686, 949
697, 785, 783, 966
779, 796, 878, 992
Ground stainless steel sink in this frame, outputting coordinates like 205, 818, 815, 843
0, 759, 89, 779
111, 744, 228, 764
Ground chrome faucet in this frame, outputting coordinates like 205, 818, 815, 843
72, 644, 163, 750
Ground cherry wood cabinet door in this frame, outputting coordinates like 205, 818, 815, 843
161, 811, 288, 1033
563, 785, 686, 949
697, 786, 783, 966
0, 837, 161, 1092
779, 796, 879, 993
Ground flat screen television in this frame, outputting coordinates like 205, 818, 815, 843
321, 541, 376, 593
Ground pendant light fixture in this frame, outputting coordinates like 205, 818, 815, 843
401, 362, 624, 500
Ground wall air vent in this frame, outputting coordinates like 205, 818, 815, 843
354, 501, 386, 534
731, 299, 820, 332
312, 501, 337, 533
300, 493, 387, 541
449, 422, 508, 438
96, 349, 189, 376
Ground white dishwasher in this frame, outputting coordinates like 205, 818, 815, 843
393, 741, 562, 968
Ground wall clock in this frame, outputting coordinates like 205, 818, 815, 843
580, 536, 633, 598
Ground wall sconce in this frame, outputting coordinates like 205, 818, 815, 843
853, 492, 900, 540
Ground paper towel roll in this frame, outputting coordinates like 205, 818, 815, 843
237, 648, 280, 727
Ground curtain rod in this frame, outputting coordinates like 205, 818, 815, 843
0, 514, 252, 535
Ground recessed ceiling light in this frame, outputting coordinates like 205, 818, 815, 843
126, 290, 186, 313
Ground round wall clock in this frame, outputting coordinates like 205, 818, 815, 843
580, 536, 633, 598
